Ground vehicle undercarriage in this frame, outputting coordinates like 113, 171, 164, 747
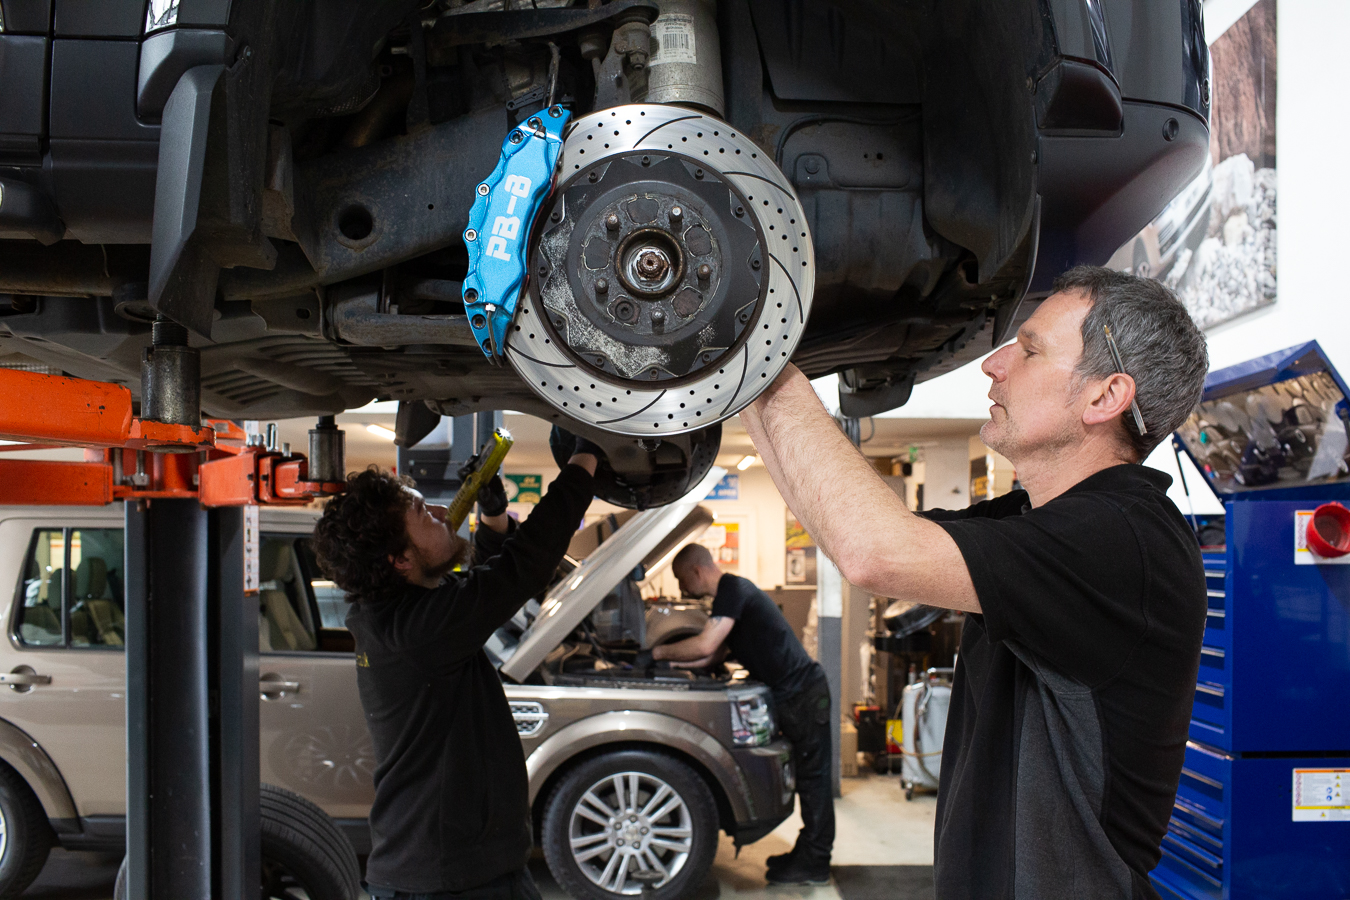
0, 0, 1210, 505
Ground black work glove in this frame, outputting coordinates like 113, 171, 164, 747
573, 435, 606, 459
550, 425, 606, 462
632, 649, 655, 674
476, 474, 509, 517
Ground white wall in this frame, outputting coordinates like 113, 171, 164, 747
1202, 1, 1350, 375
922, 439, 971, 511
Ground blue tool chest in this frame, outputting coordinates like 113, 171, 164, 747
1150, 342, 1350, 900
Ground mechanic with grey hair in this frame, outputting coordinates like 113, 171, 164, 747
645, 543, 833, 885
741, 266, 1210, 900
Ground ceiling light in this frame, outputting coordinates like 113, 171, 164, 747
736, 455, 757, 471
366, 424, 396, 441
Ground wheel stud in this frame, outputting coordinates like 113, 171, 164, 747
670, 206, 683, 226
606, 213, 621, 232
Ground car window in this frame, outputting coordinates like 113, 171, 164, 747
68, 529, 125, 648
15, 527, 125, 649
17, 529, 66, 646
259, 535, 320, 653
296, 539, 348, 631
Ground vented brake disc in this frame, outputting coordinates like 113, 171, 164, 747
505, 105, 815, 437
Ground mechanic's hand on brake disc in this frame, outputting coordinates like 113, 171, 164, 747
551, 425, 606, 462
476, 475, 509, 518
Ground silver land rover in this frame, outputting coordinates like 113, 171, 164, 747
0, 467, 794, 900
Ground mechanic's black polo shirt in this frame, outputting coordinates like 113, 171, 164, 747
711, 573, 818, 699
346, 465, 593, 895
926, 464, 1206, 900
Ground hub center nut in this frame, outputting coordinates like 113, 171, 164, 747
636, 249, 669, 281
617, 228, 683, 298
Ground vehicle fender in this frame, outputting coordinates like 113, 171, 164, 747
526, 709, 753, 823
0, 716, 79, 827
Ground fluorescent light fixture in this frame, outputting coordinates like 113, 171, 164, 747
736, 455, 757, 471
366, 424, 397, 441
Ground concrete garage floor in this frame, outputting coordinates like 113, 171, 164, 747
23, 773, 936, 900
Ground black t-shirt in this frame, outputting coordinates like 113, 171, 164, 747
346, 465, 593, 895
710, 574, 818, 699
928, 465, 1206, 900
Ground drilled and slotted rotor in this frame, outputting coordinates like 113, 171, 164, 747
505, 105, 816, 437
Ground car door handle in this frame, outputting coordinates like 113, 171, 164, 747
259, 678, 301, 697
0, 672, 51, 686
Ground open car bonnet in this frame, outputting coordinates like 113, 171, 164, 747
497, 466, 725, 682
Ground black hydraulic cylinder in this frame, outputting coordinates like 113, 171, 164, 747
140, 318, 201, 427
308, 415, 346, 484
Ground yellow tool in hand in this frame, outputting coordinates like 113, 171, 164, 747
446, 428, 514, 530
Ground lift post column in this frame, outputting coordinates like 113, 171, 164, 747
124, 499, 258, 900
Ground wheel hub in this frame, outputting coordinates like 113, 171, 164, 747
568, 769, 692, 895
533, 154, 764, 384
506, 105, 815, 437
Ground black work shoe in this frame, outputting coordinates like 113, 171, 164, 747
765, 859, 830, 886
765, 850, 797, 872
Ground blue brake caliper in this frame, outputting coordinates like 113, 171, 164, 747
462, 106, 571, 362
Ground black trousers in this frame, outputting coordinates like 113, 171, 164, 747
366, 868, 542, 900
776, 666, 835, 866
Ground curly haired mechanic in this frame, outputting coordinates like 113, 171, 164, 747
743, 266, 1210, 900
312, 436, 599, 900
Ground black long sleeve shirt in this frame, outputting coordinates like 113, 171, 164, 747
347, 465, 594, 894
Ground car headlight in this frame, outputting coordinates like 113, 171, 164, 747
728, 687, 774, 747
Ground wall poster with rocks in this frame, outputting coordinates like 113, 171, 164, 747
1108, 0, 1276, 330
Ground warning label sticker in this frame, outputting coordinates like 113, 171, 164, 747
243, 504, 260, 593
649, 13, 697, 66
1294, 511, 1350, 565
1294, 769, 1349, 821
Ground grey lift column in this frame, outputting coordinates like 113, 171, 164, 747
124, 500, 258, 899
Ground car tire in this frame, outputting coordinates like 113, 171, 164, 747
111, 784, 361, 900
0, 763, 53, 899
260, 784, 361, 900
542, 749, 718, 900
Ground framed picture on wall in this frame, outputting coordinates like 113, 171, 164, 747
1108, 0, 1276, 330
785, 512, 816, 585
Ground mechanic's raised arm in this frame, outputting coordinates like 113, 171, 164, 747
741, 365, 981, 613
453, 454, 597, 648
652, 615, 735, 663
